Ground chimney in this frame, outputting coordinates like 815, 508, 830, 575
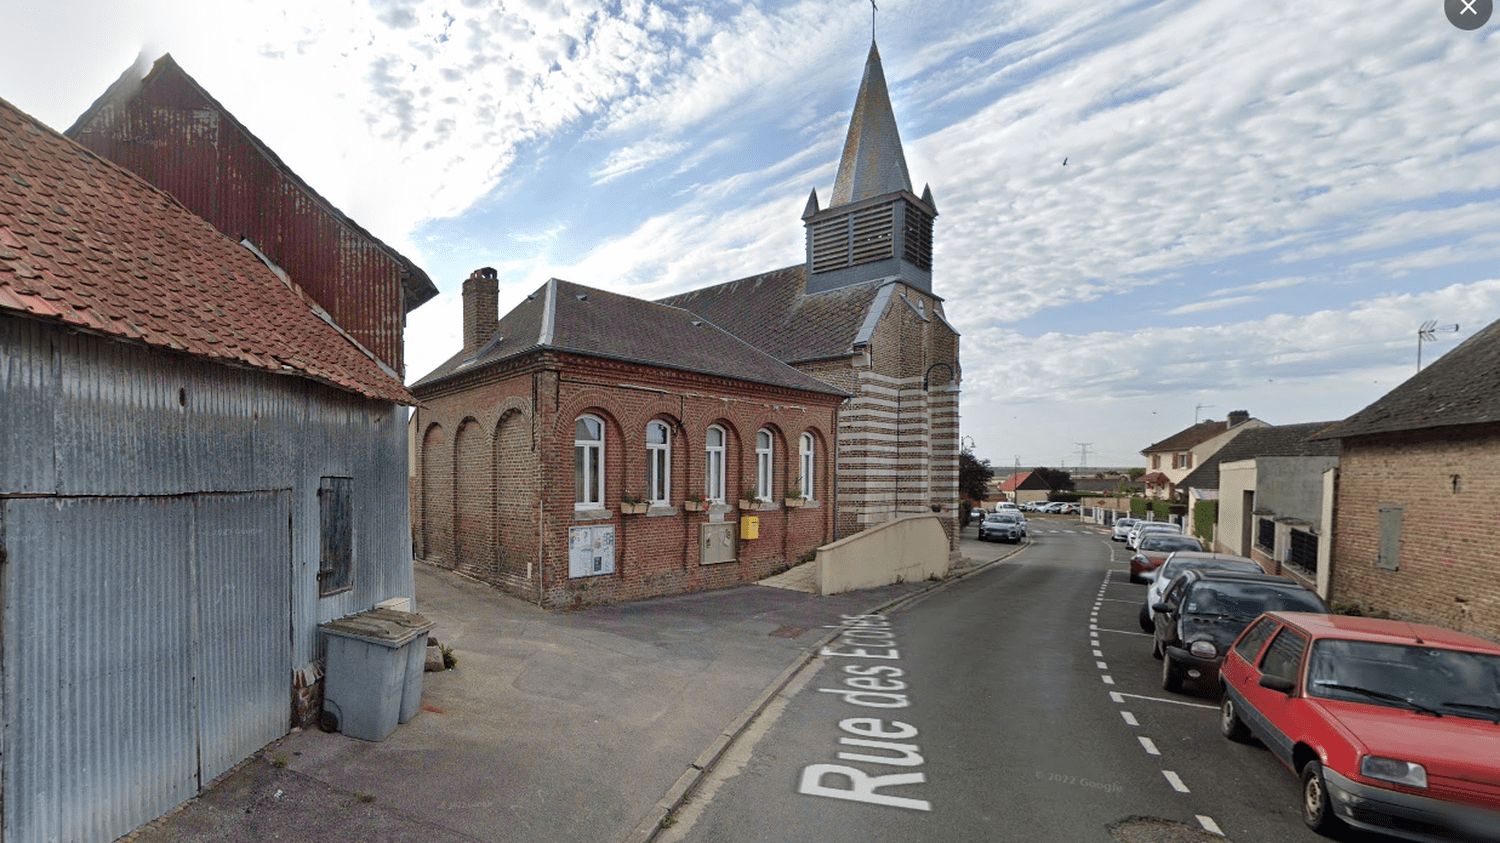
462, 267, 499, 352
1228, 410, 1250, 428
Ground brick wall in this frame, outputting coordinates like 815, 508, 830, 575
1330, 426, 1500, 640
412, 354, 838, 607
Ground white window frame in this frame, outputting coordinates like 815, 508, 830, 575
574, 415, 605, 510
646, 420, 671, 506
705, 425, 726, 503
756, 429, 774, 502
799, 433, 815, 500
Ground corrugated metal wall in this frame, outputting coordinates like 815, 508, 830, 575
69, 68, 409, 373
0, 315, 413, 840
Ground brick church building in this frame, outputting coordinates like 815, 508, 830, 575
410, 41, 961, 606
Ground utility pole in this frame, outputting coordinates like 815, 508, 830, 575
1075, 442, 1092, 469
1417, 320, 1459, 372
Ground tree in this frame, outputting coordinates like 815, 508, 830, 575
959, 449, 994, 503
1032, 466, 1075, 491
1128, 467, 1146, 480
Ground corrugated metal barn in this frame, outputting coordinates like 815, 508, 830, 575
1, 86, 422, 841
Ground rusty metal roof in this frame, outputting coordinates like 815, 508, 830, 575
830, 41, 912, 207
0, 96, 412, 403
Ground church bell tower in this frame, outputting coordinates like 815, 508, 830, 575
803, 41, 937, 295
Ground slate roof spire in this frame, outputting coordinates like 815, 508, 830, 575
830, 41, 912, 207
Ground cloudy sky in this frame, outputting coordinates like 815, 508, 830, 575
4, 0, 1498, 468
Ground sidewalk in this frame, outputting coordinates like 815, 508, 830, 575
133, 563, 927, 843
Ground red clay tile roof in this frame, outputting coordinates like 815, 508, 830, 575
0, 96, 411, 403
998, 470, 1049, 492
1142, 419, 1234, 454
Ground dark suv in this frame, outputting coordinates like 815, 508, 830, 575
1150, 569, 1329, 693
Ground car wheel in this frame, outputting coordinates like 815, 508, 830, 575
1301, 760, 1346, 836
1161, 653, 1183, 692
1138, 604, 1153, 633
1219, 695, 1252, 743
1128, 572, 1143, 585
1151, 636, 1163, 660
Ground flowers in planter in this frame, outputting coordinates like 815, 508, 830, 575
620, 493, 649, 515
738, 488, 764, 511
785, 480, 806, 508
683, 494, 706, 512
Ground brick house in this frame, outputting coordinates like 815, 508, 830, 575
1140, 410, 1266, 499
1319, 319, 1500, 640
410, 273, 845, 608
659, 41, 960, 553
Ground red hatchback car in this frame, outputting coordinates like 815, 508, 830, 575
1220, 612, 1500, 841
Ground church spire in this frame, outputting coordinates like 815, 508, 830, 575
830, 41, 912, 207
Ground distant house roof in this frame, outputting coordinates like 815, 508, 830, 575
1141, 471, 1170, 486
657, 265, 899, 364
1142, 419, 1245, 454
412, 278, 848, 397
67, 54, 437, 315
1179, 422, 1340, 490
1318, 318, 1500, 440
998, 470, 1050, 492
0, 96, 411, 403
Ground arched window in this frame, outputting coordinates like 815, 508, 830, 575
646, 421, 671, 505
575, 415, 604, 509
705, 425, 726, 503
755, 429, 774, 501
799, 433, 815, 500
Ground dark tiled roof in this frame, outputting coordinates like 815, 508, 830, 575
830, 41, 912, 207
68, 55, 438, 314
0, 97, 411, 403
998, 471, 1050, 492
411, 278, 847, 397
1143, 419, 1238, 454
1318, 318, 1500, 440
1179, 422, 1340, 490
657, 265, 885, 363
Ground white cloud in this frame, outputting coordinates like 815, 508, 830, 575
1166, 295, 1260, 316
591, 139, 689, 184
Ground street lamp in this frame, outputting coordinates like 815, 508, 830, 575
1417, 321, 1459, 372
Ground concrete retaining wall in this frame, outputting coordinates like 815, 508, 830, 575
815, 514, 950, 595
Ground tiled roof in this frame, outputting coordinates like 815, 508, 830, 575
1318, 318, 1500, 440
657, 265, 886, 363
0, 96, 411, 403
830, 41, 913, 207
411, 278, 847, 397
998, 470, 1050, 492
1179, 422, 1340, 490
1143, 419, 1237, 454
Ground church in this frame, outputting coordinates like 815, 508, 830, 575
409, 41, 961, 607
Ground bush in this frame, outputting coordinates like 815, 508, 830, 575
1129, 498, 1148, 518
1047, 491, 1082, 503
1193, 500, 1218, 540
1151, 500, 1172, 520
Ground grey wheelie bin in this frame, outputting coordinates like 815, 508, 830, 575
320, 608, 433, 741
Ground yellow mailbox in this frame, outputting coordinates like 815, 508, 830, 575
739, 515, 760, 540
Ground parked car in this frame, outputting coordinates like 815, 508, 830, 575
1055, 502, 1077, 514
1220, 612, 1500, 840
1129, 533, 1207, 584
978, 512, 1026, 543
1128, 521, 1182, 549
969, 508, 986, 521
1111, 517, 1141, 542
996, 501, 1020, 512
1150, 570, 1328, 693
1138, 551, 1263, 630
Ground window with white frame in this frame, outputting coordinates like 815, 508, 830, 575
799, 433, 815, 500
646, 421, 671, 505
705, 425, 726, 503
755, 429, 774, 501
574, 415, 604, 509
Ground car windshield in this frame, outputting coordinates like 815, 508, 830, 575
1159, 558, 1259, 581
1182, 582, 1324, 619
1140, 535, 1202, 552
988, 514, 1019, 523
1307, 640, 1500, 721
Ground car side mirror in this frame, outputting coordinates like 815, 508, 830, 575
1151, 603, 1170, 614
1259, 674, 1295, 695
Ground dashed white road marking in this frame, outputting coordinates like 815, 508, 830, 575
1089, 624, 1099, 631
1096, 660, 1108, 670
1092, 649, 1104, 658
1095, 627, 1150, 637
1162, 770, 1190, 793
1120, 711, 1138, 726
1197, 815, 1223, 836
1138, 736, 1160, 756
1110, 691, 1125, 704
1101, 675, 1115, 685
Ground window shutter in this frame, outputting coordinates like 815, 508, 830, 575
318, 476, 354, 595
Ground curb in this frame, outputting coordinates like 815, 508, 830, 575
623, 538, 1033, 843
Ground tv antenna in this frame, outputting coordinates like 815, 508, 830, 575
1416, 321, 1459, 372
1194, 403, 1215, 423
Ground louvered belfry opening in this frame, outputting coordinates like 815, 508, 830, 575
803, 193, 935, 295
903, 204, 933, 271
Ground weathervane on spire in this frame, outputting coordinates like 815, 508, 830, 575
870, 0, 878, 40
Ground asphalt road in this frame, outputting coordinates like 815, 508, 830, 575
660, 519, 1347, 843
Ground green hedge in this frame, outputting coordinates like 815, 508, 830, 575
1130, 497, 1148, 518
1193, 499, 1218, 540
1151, 500, 1173, 520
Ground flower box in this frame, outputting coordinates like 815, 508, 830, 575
620, 501, 650, 515
683, 500, 706, 512
738, 499, 764, 511
784, 498, 806, 509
